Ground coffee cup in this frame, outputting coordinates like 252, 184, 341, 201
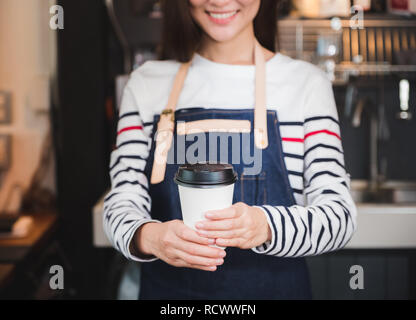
174, 163, 237, 247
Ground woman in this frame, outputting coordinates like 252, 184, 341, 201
104, 0, 357, 299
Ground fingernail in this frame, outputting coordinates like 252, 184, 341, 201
205, 212, 213, 218
208, 238, 215, 244
196, 223, 204, 229
219, 250, 226, 257
209, 266, 216, 271
216, 259, 224, 265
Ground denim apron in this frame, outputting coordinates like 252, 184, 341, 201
139, 40, 311, 299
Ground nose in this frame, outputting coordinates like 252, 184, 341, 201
208, 0, 233, 7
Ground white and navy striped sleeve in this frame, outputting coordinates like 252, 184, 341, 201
252, 74, 357, 257
103, 82, 160, 262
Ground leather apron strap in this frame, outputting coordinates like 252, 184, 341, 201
150, 38, 268, 184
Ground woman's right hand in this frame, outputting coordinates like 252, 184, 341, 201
134, 220, 226, 272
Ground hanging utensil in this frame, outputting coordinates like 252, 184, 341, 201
344, 81, 358, 119
397, 79, 413, 120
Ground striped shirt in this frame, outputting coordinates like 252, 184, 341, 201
103, 52, 357, 261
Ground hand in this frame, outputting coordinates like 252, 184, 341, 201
195, 202, 271, 249
134, 220, 226, 272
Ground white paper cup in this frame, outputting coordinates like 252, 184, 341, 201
174, 163, 237, 249
178, 183, 235, 230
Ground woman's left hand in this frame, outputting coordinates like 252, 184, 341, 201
195, 202, 271, 249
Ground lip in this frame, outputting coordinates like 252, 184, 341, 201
205, 10, 239, 25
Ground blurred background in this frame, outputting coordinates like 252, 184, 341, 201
0, 0, 415, 299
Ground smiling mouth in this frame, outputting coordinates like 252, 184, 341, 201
206, 10, 239, 20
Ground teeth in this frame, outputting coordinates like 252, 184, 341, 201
208, 11, 237, 19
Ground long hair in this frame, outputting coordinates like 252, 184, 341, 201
158, 0, 282, 62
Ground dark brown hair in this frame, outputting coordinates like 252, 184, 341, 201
158, 0, 282, 62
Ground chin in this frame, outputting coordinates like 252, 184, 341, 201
206, 31, 238, 43
202, 24, 242, 43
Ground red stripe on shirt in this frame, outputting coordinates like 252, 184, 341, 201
282, 130, 341, 143
117, 126, 143, 135
282, 137, 304, 143
304, 130, 341, 140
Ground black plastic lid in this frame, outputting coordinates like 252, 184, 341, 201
174, 163, 237, 188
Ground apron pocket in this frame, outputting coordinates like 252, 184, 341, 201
239, 171, 267, 206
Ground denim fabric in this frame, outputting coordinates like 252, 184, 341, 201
140, 108, 311, 299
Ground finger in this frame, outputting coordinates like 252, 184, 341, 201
196, 228, 244, 239
204, 206, 241, 220
175, 239, 226, 259
196, 218, 241, 231
190, 265, 217, 272
174, 248, 224, 267
176, 225, 216, 246
183, 263, 218, 272
170, 258, 217, 272
215, 238, 242, 248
